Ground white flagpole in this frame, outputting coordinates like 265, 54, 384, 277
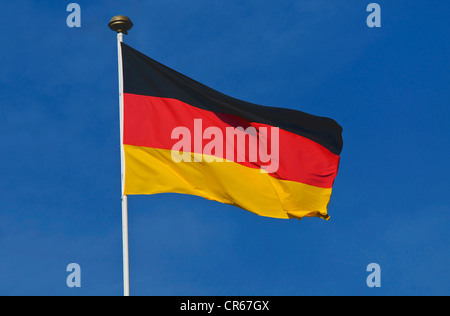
109, 16, 133, 297
117, 31, 130, 298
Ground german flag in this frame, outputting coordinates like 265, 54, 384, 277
121, 43, 343, 220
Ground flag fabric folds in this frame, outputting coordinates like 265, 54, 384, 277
121, 43, 343, 220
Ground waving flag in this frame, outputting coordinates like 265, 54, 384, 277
121, 43, 342, 220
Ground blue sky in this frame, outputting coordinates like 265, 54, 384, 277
0, 0, 449, 296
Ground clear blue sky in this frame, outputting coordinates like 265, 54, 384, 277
1, 0, 449, 296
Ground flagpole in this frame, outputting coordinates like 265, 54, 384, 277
109, 15, 133, 297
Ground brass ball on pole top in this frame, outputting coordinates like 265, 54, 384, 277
108, 15, 133, 34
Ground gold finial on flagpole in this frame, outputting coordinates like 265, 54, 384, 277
108, 15, 133, 34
